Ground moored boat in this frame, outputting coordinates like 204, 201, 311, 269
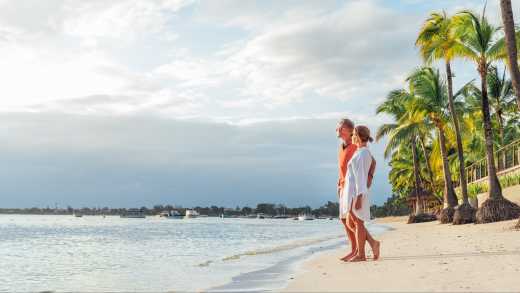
160, 210, 183, 219
184, 209, 199, 218
273, 215, 289, 219
297, 214, 315, 221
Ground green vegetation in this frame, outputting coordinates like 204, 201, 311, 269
370, 195, 410, 218
466, 171, 520, 198
377, 5, 520, 224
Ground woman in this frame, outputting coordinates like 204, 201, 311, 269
342, 125, 380, 262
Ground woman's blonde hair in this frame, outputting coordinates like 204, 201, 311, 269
354, 125, 373, 143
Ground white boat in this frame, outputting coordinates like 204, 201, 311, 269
73, 212, 83, 218
160, 210, 183, 219
120, 208, 146, 218
297, 214, 315, 221
256, 213, 266, 219
184, 209, 199, 218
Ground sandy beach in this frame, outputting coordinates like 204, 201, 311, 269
283, 218, 520, 292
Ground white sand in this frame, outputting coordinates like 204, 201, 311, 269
283, 219, 520, 292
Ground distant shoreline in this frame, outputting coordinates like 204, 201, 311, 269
0, 201, 345, 218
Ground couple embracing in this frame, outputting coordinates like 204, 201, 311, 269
336, 118, 380, 262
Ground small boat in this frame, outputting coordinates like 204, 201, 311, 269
120, 208, 146, 218
256, 213, 265, 219
160, 210, 183, 219
184, 209, 199, 218
73, 212, 83, 218
297, 214, 315, 221
274, 215, 289, 219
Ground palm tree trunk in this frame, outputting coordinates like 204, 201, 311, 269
500, 0, 520, 111
437, 125, 458, 208
411, 137, 423, 215
446, 61, 469, 204
479, 67, 503, 199
418, 134, 435, 192
495, 99, 505, 145
475, 64, 520, 224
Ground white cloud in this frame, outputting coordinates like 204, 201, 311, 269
216, 0, 420, 106
0, 112, 391, 207
0, 0, 463, 119
61, 0, 186, 40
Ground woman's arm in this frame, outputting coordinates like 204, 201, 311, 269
367, 156, 376, 188
354, 151, 371, 210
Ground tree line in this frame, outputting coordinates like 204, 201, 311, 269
0, 201, 341, 217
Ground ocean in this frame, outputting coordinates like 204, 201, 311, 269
0, 214, 389, 292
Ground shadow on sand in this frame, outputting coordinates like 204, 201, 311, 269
379, 250, 520, 261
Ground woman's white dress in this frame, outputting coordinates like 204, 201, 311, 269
340, 147, 372, 222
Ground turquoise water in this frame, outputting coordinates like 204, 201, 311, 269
0, 215, 387, 292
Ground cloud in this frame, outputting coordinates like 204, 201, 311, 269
193, 0, 339, 30
211, 0, 421, 107
3, 0, 511, 209
0, 112, 391, 208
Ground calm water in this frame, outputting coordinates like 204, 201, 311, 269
0, 215, 386, 292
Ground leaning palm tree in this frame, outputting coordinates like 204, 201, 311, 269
376, 89, 432, 219
453, 10, 520, 223
416, 11, 475, 224
407, 67, 459, 223
499, 0, 520, 110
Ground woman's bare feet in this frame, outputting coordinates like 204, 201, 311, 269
372, 240, 380, 260
340, 251, 356, 261
340, 250, 358, 261
348, 255, 367, 262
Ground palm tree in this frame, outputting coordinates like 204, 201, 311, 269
376, 89, 431, 217
407, 67, 459, 223
416, 11, 475, 224
388, 146, 417, 196
416, 133, 437, 193
487, 66, 513, 146
499, 0, 520, 111
454, 10, 520, 223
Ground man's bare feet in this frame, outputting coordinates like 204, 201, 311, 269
348, 255, 367, 262
372, 240, 380, 260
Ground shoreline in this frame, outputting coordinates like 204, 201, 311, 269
207, 222, 391, 292
282, 218, 520, 292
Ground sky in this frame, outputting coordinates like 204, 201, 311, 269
0, 0, 517, 209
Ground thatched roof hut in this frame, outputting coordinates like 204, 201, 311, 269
407, 188, 439, 214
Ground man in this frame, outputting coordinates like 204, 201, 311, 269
336, 118, 376, 261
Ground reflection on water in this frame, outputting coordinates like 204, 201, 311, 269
1, 215, 350, 292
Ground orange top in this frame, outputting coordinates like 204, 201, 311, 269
338, 143, 357, 188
